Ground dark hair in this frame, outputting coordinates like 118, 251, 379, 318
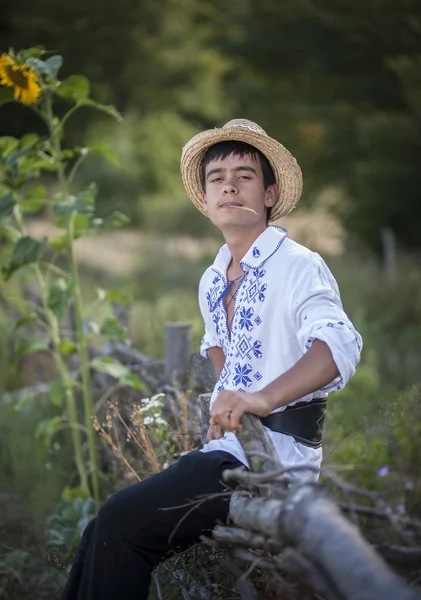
201, 141, 276, 222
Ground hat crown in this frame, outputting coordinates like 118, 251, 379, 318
222, 119, 268, 136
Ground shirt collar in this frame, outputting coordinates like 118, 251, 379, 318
213, 226, 288, 275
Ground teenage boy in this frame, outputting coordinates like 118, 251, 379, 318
61, 118, 362, 600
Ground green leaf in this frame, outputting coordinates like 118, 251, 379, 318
99, 315, 130, 342
15, 335, 50, 356
53, 185, 96, 224
98, 288, 134, 306
61, 486, 90, 502
0, 223, 20, 242
0, 136, 19, 157
58, 340, 77, 355
35, 416, 63, 453
3, 235, 47, 279
93, 211, 130, 230
79, 99, 123, 122
21, 46, 45, 60
47, 278, 71, 320
53, 197, 90, 218
50, 234, 68, 251
49, 380, 65, 407
26, 58, 53, 78
6, 139, 40, 166
90, 356, 130, 380
0, 193, 16, 221
45, 55, 63, 79
90, 356, 143, 389
86, 142, 120, 166
20, 184, 47, 213
57, 75, 90, 101
20, 133, 40, 148
12, 312, 38, 332
0, 87, 15, 106
120, 371, 144, 391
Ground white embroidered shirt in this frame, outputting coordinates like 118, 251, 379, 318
198, 226, 362, 479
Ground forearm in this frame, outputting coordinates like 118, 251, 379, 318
207, 346, 225, 380
262, 339, 339, 412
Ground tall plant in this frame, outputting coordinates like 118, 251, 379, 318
0, 47, 142, 503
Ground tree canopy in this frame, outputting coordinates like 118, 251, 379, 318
1, 0, 420, 249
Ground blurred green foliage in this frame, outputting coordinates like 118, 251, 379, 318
1, 0, 420, 247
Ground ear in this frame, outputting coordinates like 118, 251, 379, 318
202, 190, 208, 213
264, 184, 278, 208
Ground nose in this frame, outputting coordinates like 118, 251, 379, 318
222, 175, 238, 195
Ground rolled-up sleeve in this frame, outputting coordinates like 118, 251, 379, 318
198, 274, 221, 358
293, 255, 363, 392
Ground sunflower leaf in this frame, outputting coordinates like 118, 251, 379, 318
90, 356, 130, 380
0, 193, 16, 221
93, 211, 130, 230
0, 136, 19, 157
99, 315, 130, 343
49, 234, 68, 252
53, 185, 96, 230
79, 99, 123, 122
57, 76, 90, 101
86, 142, 120, 166
99, 289, 134, 306
3, 235, 48, 279
47, 278, 72, 320
21, 46, 46, 61
26, 58, 53, 78
35, 416, 63, 454
45, 56, 63, 79
15, 335, 50, 356
20, 184, 47, 213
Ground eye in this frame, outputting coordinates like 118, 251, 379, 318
239, 175, 251, 180
210, 177, 222, 183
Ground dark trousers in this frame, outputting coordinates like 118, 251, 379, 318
60, 450, 242, 600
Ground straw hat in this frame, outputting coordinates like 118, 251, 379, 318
180, 118, 303, 221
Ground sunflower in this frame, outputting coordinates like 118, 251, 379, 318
0, 53, 41, 104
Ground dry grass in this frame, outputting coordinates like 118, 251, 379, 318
26, 209, 344, 276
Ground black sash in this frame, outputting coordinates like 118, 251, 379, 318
259, 398, 327, 448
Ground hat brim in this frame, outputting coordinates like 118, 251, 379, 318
180, 125, 303, 221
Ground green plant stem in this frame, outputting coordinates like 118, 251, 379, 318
67, 212, 100, 503
46, 94, 100, 503
13, 206, 89, 494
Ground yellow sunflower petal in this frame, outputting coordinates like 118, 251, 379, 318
0, 53, 41, 104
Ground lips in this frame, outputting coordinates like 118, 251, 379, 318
220, 202, 243, 208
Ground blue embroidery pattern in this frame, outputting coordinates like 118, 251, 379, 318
252, 246, 260, 258
219, 361, 231, 386
245, 267, 268, 304
233, 363, 253, 387
212, 313, 221, 335
239, 307, 254, 331
253, 340, 263, 358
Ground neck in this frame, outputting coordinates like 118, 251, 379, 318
223, 224, 268, 274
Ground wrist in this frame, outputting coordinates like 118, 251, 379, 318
260, 384, 286, 414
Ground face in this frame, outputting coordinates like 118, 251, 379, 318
202, 153, 277, 231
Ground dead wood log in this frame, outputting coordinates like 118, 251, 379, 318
198, 393, 279, 473
229, 483, 421, 600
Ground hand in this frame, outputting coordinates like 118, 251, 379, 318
210, 390, 272, 434
206, 423, 224, 442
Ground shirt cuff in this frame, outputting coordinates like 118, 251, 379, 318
304, 322, 362, 392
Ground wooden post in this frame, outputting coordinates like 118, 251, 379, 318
164, 323, 191, 387
199, 393, 211, 444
